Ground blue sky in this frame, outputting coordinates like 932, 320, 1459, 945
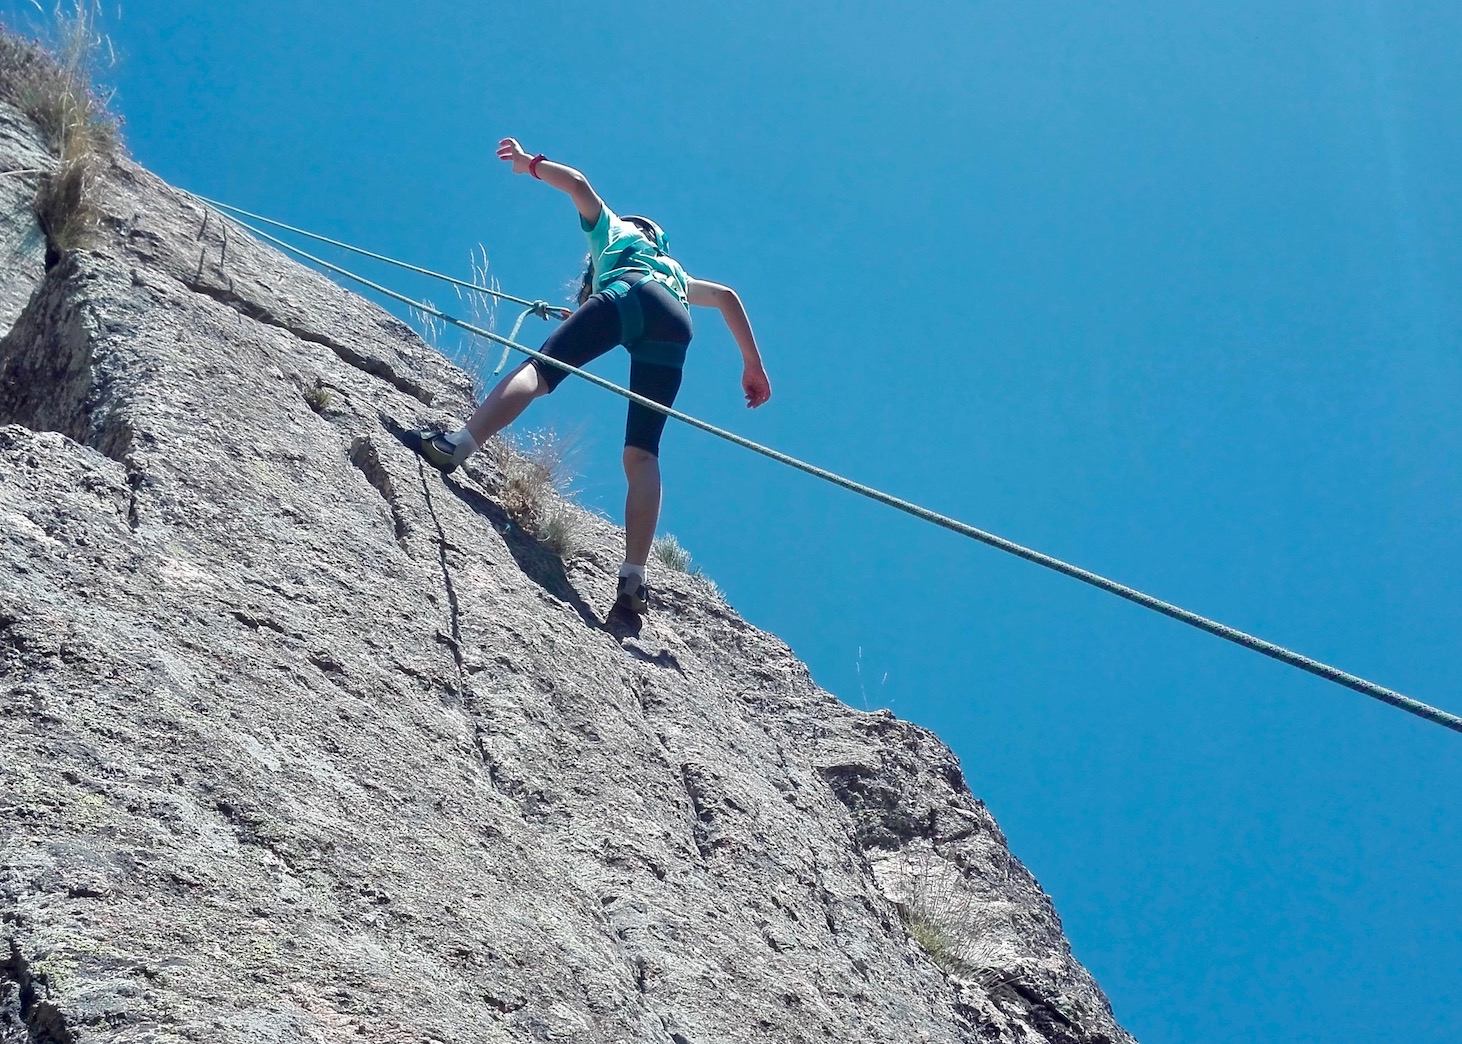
13, 1, 1460, 1040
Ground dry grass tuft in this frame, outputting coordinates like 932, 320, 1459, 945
409, 299, 447, 351
887, 844, 1024, 984
653, 531, 716, 580
652, 532, 722, 598
451, 245, 504, 398
411, 248, 513, 401
651, 533, 694, 573
0, 2, 121, 255
488, 427, 588, 557
303, 383, 334, 414
533, 509, 586, 559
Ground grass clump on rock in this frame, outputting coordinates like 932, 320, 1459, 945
653, 533, 723, 599
303, 383, 334, 414
489, 427, 587, 558
0, 2, 121, 256
651, 533, 694, 573
889, 844, 1023, 985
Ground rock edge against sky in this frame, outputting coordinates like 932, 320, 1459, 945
1, 98, 1133, 1044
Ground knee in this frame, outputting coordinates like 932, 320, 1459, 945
518, 360, 552, 397
623, 446, 658, 476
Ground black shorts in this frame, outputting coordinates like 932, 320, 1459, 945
530, 276, 692, 456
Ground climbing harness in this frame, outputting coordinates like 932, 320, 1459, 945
187, 191, 1462, 737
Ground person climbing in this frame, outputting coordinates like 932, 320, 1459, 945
411, 137, 772, 618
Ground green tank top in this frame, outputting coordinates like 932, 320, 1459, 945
582, 205, 690, 307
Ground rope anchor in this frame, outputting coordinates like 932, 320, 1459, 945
492, 302, 565, 377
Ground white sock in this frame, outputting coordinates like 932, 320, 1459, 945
619, 562, 647, 585
442, 428, 479, 462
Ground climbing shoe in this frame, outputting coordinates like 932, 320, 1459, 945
409, 428, 466, 475
613, 574, 650, 616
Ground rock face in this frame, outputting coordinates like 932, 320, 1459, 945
0, 104, 51, 335
0, 98, 1135, 1044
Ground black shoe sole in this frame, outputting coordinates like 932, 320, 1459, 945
613, 594, 648, 617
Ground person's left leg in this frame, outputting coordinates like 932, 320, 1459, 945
616, 360, 682, 609
622, 446, 661, 568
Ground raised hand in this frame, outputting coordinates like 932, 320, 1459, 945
497, 137, 533, 175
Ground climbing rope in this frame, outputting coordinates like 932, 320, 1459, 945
195, 195, 573, 319
186, 192, 1462, 737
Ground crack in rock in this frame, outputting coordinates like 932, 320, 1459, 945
678, 763, 715, 859
418, 462, 462, 650
1, 938, 77, 1044
347, 435, 410, 548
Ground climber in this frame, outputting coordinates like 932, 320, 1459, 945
411, 137, 772, 618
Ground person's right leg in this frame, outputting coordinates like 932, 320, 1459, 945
612, 281, 691, 613
462, 359, 548, 446
417, 291, 621, 472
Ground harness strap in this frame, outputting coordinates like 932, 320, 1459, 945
601, 275, 685, 368
617, 282, 645, 344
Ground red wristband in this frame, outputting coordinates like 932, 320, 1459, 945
528, 153, 545, 179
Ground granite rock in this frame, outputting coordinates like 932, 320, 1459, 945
0, 101, 1135, 1044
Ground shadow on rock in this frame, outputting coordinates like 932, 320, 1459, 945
446, 476, 603, 629
621, 637, 683, 674
383, 417, 603, 629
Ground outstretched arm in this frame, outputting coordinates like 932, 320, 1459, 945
497, 137, 603, 225
687, 278, 771, 408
